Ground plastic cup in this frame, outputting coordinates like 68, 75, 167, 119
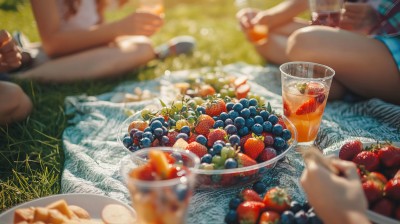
138, 0, 164, 16
280, 62, 335, 148
124, 147, 200, 224
309, 0, 343, 27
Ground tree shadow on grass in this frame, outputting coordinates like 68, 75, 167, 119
0, 0, 25, 11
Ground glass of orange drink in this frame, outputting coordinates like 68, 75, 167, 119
280, 62, 335, 148
138, 0, 164, 16
124, 147, 200, 224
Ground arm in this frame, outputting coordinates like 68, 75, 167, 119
301, 159, 371, 224
30, 0, 163, 58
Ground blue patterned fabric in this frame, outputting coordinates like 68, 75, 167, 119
61, 63, 400, 223
375, 35, 400, 71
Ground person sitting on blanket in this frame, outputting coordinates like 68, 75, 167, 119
14, 0, 196, 83
237, 0, 400, 105
301, 158, 371, 224
0, 30, 32, 125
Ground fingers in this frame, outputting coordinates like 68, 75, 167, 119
330, 159, 359, 180
0, 30, 12, 46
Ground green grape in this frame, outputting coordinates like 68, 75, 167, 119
212, 155, 222, 166
220, 147, 229, 162
141, 109, 151, 120
227, 148, 236, 158
193, 97, 205, 105
172, 101, 184, 112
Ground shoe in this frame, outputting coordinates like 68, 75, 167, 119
155, 35, 196, 60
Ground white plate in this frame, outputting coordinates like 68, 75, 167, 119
0, 193, 136, 224
327, 140, 400, 224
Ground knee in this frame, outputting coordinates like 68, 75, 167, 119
286, 26, 323, 61
118, 36, 155, 60
0, 82, 32, 124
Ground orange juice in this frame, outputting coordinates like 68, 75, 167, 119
282, 81, 328, 143
248, 24, 268, 44
139, 0, 164, 16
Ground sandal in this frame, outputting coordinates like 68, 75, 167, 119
155, 35, 196, 60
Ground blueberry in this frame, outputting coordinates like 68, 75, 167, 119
161, 135, 169, 145
252, 181, 266, 194
153, 128, 163, 137
150, 120, 163, 130
226, 102, 235, 111
240, 108, 251, 118
262, 121, 273, 132
133, 131, 143, 139
196, 106, 206, 114
214, 120, 225, 128
245, 118, 255, 128
259, 110, 270, 121
229, 197, 242, 210
140, 137, 151, 148
249, 98, 258, 106
214, 140, 226, 146
225, 124, 238, 135
225, 158, 238, 169
294, 211, 308, 224
180, 126, 191, 135
129, 128, 138, 139
201, 154, 213, 164
168, 119, 176, 127
308, 212, 323, 224
128, 145, 139, 152
268, 114, 279, 125
280, 211, 295, 224
196, 135, 207, 145
225, 118, 234, 126
254, 115, 264, 124
290, 201, 302, 214
225, 210, 238, 224
272, 124, 283, 136
251, 123, 263, 135
238, 126, 249, 136
213, 116, 219, 121
151, 117, 165, 123
229, 110, 239, 120
282, 129, 292, 140
229, 135, 240, 146
213, 143, 223, 154
232, 103, 244, 112
248, 106, 257, 116
176, 133, 188, 141
208, 148, 216, 156
174, 184, 188, 201
143, 131, 154, 141
122, 136, 133, 148
219, 112, 229, 121
234, 117, 246, 128
273, 137, 285, 149
239, 98, 250, 108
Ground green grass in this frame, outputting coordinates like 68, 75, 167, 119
0, 0, 283, 211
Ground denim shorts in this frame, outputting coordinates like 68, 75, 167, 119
374, 35, 400, 72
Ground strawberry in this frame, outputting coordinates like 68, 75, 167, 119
371, 198, 394, 217
362, 179, 384, 204
129, 163, 155, 181
187, 133, 198, 143
233, 76, 248, 88
236, 201, 266, 224
377, 145, 400, 168
361, 171, 388, 185
198, 84, 216, 97
185, 142, 208, 158
195, 114, 215, 136
306, 81, 325, 95
259, 211, 280, 224
295, 98, 318, 115
240, 189, 263, 202
244, 135, 265, 160
339, 140, 363, 161
236, 83, 251, 99
277, 117, 287, 130
384, 178, 400, 201
262, 187, 291, 213
283, 101, 291, 117
207, 128, 227, 147
165, 130, 179, 146
205, 99, 227, 117
257, 147, 277, 163
352, 151, 380, 172
237, 153, 257, 176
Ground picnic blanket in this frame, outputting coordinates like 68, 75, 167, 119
61, 62, 400, 224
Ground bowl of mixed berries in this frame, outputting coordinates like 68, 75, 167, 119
118, 94, 297, 188
337, 140, 400, 223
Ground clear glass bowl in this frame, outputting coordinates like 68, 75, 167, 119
118, 112, 298, 188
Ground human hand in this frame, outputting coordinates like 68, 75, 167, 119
339, 2, 380, 35
0, 30, 22, 73
301, 159, 370, 224
117, 11, 164, 36
236, 8, 260, 30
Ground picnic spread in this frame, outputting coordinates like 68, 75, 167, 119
60, 63, 400, 223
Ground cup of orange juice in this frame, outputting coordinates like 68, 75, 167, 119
280, 62, 335, 148
139, 0, 164, 16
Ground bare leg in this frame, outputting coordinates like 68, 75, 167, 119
16, 36, 155, 83
286, 26, 400, 104
253, 18, 309, 64
0, 81, 32, 125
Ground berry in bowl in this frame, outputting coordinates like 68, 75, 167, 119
118, 96, 298, 188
